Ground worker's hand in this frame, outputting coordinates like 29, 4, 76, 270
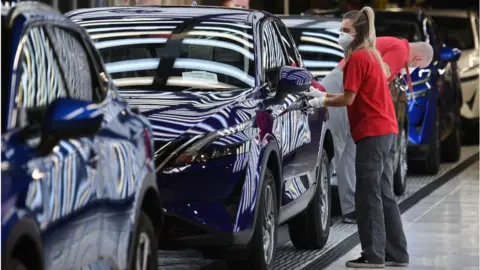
304, 86, 327, 98
308, 96, 326, 108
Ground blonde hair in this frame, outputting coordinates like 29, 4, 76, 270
343, 6, 389, 77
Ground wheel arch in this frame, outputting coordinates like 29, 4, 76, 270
3, 218, 44, 270
127, 171, 163, 267
323, 129, 334, 163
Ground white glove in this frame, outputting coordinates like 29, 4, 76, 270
305, 86, 326, 98
308, 96, 326, 108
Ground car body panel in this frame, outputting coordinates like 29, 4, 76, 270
69, 6, 332, 248
1, 3, 157, 269
424, 10, 479, 120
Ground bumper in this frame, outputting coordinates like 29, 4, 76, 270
160, 212, 253, 250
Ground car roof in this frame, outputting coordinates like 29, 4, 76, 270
422, 9, 476, 18
66, 5, 267, 26
277, 15, 341, 29
3, 1, 80, 30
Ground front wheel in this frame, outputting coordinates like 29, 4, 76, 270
227, 168, 278, 270
288, 149, 331, 250
393, 129, 408, 196
129, 212, 158, 270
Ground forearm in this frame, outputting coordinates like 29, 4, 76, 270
326, 92, 340, 98
324, 94, 350, 107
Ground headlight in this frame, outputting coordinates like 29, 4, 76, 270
160, 121, 253, 169
167, 142, 247, 167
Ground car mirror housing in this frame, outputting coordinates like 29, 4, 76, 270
439, 47, 462, 62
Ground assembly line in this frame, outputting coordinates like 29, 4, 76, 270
1, 1, 479, 270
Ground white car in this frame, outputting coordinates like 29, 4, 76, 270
426, 9, 479, 142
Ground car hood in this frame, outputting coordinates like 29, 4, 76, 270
118, 88, 261, 142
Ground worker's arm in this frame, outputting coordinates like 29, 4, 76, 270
376, 37, 409, 82
324, 91, 356, 106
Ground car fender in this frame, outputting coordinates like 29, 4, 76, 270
125, 170, 161, 268
233, 135, 281, 234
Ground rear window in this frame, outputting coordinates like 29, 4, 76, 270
287, 28, 343, 80
375, 19, 424, 42
431, 16, 475, 50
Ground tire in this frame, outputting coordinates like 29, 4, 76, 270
5, 259, 27, 270
226, 168, 278, 270
441, 112, 461, 162
421, 107, 441, 175
129, 212, 158, 270
393, 129, 408, 196
288, 149, 331, 250
462, 118, 479, 145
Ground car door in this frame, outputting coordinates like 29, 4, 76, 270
7, 24, 102, 269
261, 20, 312, 206
275, 21, 320, 179
46, 24, 145, 268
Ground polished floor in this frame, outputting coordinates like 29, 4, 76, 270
327, 161, 480, 270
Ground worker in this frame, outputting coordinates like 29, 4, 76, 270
310, 36, 433, 225
305, 6, 412, 268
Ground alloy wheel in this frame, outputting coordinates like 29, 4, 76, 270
319, 162, 329, 230
262, 185, 275, 265
135, 232, 151, 270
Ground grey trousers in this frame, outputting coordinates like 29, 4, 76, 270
355, 134, 409, 264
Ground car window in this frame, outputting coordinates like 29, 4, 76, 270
83, 19, 255, 91
287, 27, 343, 81
12, 26, 68, 129
375, 19, 424, 42
262, 21, 286, 88
48, 27, 94, 102
274, 21, 300, 66
2, 14, 9, 132
431, 16, 474, 50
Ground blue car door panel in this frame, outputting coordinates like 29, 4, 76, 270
4, 24, 103, 269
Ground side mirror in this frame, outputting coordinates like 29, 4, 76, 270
42, 98, 103, 144
439, 47, 462, 62
277, 66, 313, 95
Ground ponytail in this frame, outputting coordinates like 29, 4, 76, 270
362, 6, 390, 77
344, 6, 390, 77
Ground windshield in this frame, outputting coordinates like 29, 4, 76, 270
288, 28, 343, 80
431, 16, 475, 50
86, 20, 255, 91
375, 19, 424, 42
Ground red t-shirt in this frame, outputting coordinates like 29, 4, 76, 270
343, 50, 399, 142
376, 37, 410, 82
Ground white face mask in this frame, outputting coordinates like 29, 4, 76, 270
338, 32, 355, 51
400, 67, 417, 75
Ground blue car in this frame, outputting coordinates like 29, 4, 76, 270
69, 5, 335, 269
375, 9, 463, 174
2, 3, 162, 270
